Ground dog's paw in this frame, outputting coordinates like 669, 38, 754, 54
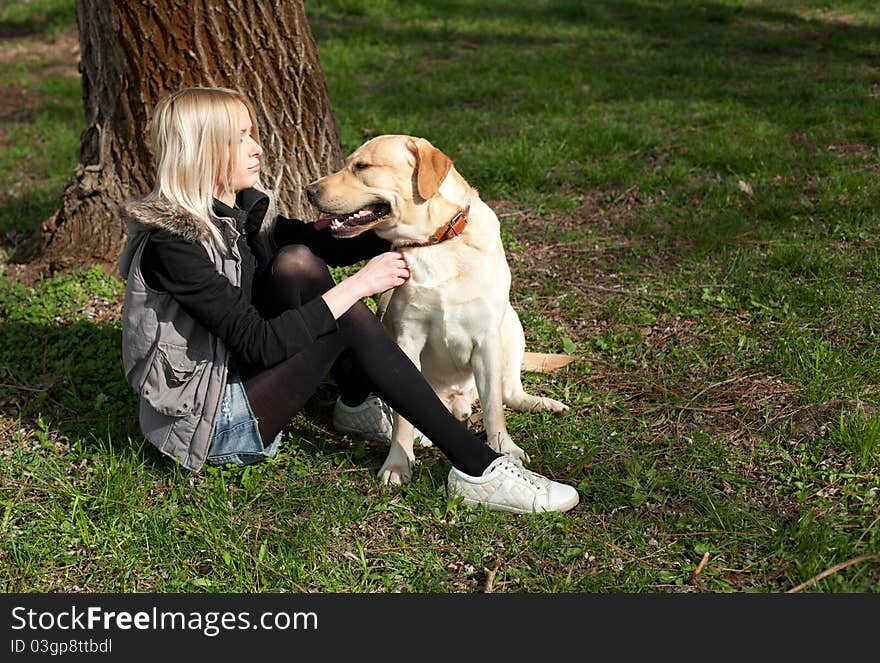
490, 434, 531, 464
378, 458, 413, 486
449, 394, 474, 422
546, 398, 570, 416
505, 444, 531, 465
507, 393, 569, 417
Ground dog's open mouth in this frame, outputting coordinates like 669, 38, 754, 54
313, 203, 391, 235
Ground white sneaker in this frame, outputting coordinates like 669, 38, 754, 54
447, 455, 579, 514
332, 396, 392, 444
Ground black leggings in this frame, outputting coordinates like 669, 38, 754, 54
240, 245, 500, 477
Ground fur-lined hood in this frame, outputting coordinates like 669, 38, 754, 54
117, 188, 276, 278
121, 198, 216, 244
118, 198, 219, 278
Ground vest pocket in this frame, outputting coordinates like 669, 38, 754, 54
138, 342, 208, 417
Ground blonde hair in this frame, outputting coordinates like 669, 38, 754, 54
145, 86, 261, 249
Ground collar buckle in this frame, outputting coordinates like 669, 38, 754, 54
402, 204, 470, 249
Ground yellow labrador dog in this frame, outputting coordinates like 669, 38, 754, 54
306, 135, 569, 485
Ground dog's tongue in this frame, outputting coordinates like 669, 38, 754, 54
313, 216, 334, 231
314, 211, 353, 230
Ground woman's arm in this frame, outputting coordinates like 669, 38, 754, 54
141, 231, 338, 368
141, 232, 407, 366
272, 215, 392, 266
321, 252, 409, 319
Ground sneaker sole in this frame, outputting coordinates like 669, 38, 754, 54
459, 492, 579, 514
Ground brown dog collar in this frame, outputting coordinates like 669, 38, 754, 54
398, 205, 470, 248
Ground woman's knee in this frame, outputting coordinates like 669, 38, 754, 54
271, 245, 335, 298
272, 244, 329, 281
263, 245, 334, 312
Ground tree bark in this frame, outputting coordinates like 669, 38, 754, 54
25, 0, 342, 273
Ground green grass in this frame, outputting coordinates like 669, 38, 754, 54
2, 0, 880, 593
0, 69, 81, 238
0, 0, 74, 38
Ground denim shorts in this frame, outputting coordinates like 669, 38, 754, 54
206, 371, 281, 466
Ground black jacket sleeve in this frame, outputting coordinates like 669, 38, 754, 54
273, 216, 392, 266
140, 230, 338, 368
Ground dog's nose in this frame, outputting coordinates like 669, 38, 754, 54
306, 182, 320, 205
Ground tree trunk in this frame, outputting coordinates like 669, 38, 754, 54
26, 0, 342, 273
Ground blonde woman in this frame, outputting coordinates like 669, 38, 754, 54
119, 86, 578, 514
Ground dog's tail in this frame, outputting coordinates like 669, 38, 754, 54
521, 352, 579, 373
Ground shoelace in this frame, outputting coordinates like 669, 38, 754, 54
501, 458, 551, 491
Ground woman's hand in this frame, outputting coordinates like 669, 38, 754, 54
321, 251, 409, 319
352, 251, 410, 298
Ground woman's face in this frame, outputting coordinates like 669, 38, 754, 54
218, 101, 263, 202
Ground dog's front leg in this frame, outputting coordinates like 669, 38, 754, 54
378, 333, 425, 486
378, 411, 416, 486
472, 337, 528, 462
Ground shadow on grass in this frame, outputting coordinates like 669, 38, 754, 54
0, 319, 148, 462
0, 318, 359, 474
312, 0, 879, 130
0, 0, 76, 40
0, 188, 62, 239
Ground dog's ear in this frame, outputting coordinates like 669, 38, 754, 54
408, 138, 452, 201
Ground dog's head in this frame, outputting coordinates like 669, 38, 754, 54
306, 135, 460, 243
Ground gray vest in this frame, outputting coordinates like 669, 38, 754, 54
120, 219, 242, 471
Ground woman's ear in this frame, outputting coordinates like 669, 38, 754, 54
407, 137, 452, 201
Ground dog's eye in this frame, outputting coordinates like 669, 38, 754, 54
353, 162, 370, 171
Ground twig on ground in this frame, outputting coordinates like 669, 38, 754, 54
0, 382, 49, 393
575, 283, 641, 294
689, 551, 710, 588
856, 515, 880, 548
786, 553, 880, 593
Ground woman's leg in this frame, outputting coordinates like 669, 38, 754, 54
243, 245, 499, 477
248, 245, 372, 407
